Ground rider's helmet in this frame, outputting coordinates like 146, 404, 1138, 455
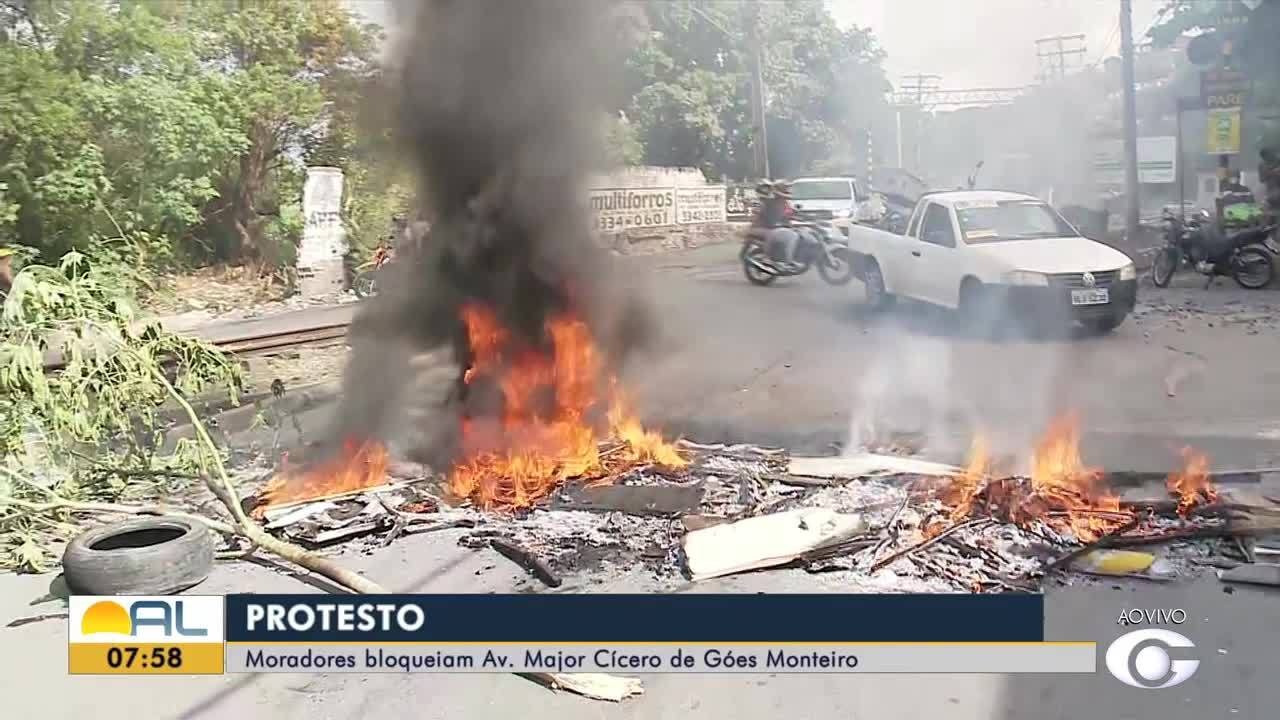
754, 180, 775, 198
772, 180, 792, 198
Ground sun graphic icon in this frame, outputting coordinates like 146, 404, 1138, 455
81, 600, 132, 636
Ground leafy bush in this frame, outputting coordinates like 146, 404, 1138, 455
0, 249, 243, 571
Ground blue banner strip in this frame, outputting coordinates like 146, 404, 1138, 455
225, 594, 1043, 643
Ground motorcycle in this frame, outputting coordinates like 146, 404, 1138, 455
352, 242, 395, 298
740, 220, 856, 287
1151, 208, 1277, 290
878, 209, 908, 235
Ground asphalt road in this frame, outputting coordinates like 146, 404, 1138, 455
3, 241, 1279, 719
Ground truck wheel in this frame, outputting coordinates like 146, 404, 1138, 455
958, 278, 997, 337
862, 259, 894, 310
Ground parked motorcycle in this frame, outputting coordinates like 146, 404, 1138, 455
1151, 208, 1277, 290
740, 221, 856, 286
352, 242, 395, 298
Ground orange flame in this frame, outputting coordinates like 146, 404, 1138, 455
255, 438, 390, 515
943, 434, 990, 522
1167, 446, 1216, 517
449, 303, 685, 509
945, 413, 1133, 542
1027, 413, 1126, 541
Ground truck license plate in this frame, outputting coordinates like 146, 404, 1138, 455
1070, 289, 1109, 306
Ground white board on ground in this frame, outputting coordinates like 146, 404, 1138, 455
788, 453, 961, 480
682, 508, 866, 581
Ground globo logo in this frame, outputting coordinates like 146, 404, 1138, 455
1105, 629, 1200, 689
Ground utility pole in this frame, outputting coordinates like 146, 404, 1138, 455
1035, 34, 1087, 82
1119, 0, 1140, 241
865, 129, 874, 194
895, 111, 903, 168
690, 3, 768, 179
898, 74, 940, 172
746, 2, 769, 179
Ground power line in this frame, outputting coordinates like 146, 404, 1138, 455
889, 87, 1029, 108
1036, 34, 1087, 82
1093, 21, 1120, 66
898, 73, 942, 104
1139, 4, 1170, 43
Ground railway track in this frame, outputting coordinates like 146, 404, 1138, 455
212, 321, 352, 355
42, 304, 358, 371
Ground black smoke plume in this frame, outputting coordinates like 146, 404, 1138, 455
324, 0, 653, 465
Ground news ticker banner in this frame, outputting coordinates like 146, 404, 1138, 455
69, 594, 1096, 675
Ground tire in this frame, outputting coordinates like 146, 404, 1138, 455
352, 270, 378, 298
62, 517, 215, 595
1151, 247, 1178, 287
958, 279, 999, 337
1232, 246, 1274, 289
741, 241, 778, 286
818, 248, 857, 285
862, 258, 894, 309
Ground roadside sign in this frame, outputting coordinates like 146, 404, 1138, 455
1199, 68, 1251, 109
675, 186, 727, 225
1206, 108, 1242, 155
1093, 137, 1177, 185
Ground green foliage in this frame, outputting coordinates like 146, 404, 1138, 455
621, 0, 891, 179
0, 248, 243, 571
342, 163, 412, 264
605, 113, 646, 168
1150, 0, 1280, 109
0, 0, 381, 269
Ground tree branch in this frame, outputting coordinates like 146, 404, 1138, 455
0, 494, 237, 536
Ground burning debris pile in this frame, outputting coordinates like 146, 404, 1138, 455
245, 412, 1280, 592
449, 302, 685, 509
290, 0, 665, 494
242, 2, 1279, 594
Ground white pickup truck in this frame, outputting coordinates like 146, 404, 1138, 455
846, 190, 1138, 334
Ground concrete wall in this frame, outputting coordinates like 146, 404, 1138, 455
297, 167, 348, 298
587, 166, 735, 254
589, 166, 710, 189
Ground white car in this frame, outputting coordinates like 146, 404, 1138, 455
788, 177, 881, 235
845, 190, 1138, 333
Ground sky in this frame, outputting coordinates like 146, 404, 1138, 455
825, 0, 1163, 89
347, 0, 1165, 90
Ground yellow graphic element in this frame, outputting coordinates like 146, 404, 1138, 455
80, 600, 131, 636
1207, 108, 1242, 155
68, 643, 224, 675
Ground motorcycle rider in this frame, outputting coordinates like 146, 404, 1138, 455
751, 180, 800, 268
1218, 170, 1260, 227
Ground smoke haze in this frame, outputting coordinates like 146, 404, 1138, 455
325, 0, 653, 466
